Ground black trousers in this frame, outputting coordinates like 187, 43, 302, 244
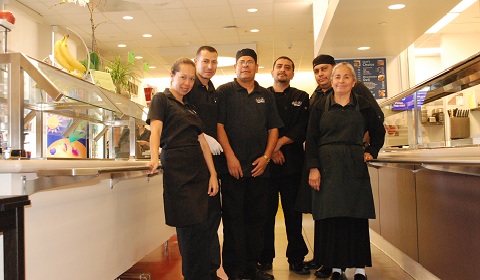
208, 191, 222, 275
220, 175, 269, 278
260, 173, 308, 264
176, 219, 210, 280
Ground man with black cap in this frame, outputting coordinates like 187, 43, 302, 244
216, 48, 283, 280
301, 54, 384, 279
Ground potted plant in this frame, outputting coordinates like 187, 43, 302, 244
104, 56, 141, 96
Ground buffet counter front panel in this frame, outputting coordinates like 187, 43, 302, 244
369, 146, 480, 279
0, 159, 174, 280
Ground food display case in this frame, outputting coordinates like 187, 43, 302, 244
380, 51, 480, 150
368, 51, 480, 280
0, 52, 147, 160
0, 53, 174, 280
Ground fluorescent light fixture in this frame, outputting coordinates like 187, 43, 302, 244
217, 56, 236, 67
250, 29, 260, 33
425, 0, 476, 34
247, 8, 258, 12
388, 4, 405, 10
451, 0, 477, 13
425, 13, 459, 34
117, 44, 126, 48
358, 46, 370, 51
148, 66, 156, 69
123, 16, 133, 20
135, 56, 143, 59
414, 48, 442, 56
142, 34, 152, 38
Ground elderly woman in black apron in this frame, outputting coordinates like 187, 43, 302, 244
305, 62, 385, 280
146, 58, 219, 280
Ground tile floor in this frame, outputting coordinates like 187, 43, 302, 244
122, 211, 415, 280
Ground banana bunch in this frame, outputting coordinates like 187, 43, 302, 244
54, 34, 87, 75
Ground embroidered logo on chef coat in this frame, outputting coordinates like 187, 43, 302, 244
256, 97, 266, 104
291, 101, 303, 107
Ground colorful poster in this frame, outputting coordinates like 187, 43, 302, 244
335, 58, 387, 99
46, 114, 87, 158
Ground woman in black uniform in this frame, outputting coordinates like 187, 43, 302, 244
146, 58, 219, 280
305, 62, 385, 280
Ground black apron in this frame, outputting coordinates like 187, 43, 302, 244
311, 97, 375, 220
162, 145, 209, 227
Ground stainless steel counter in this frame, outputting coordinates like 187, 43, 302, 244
371, 146, 480, 176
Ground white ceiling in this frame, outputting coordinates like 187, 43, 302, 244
10, 0, 480, 78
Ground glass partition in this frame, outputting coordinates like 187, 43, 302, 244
0, 53, 147, 159
381, 51, 480, 149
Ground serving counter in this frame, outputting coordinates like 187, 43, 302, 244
370, 51, 480, 279
0, 159, 174, 280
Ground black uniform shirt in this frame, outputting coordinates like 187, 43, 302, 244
146, 89, 203, 150
217, 79, 284, 165
185, 77, 218, 137
268, 86, 309, 175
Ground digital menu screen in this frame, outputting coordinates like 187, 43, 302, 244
335, 58, 387, 100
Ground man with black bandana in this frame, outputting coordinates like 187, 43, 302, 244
258, 56, 310, 275
216, 48, 283, 280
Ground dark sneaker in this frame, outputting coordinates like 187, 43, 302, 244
303, 259, 321, 270
255, 269, 275, 280
354, 274, 367, 280
289, 262, 310, 275
257, 262, 273, 271
314, 266, 332, 278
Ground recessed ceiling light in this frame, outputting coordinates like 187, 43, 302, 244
123, 16, 134, 20
143, 34, 152, 38
135, 56, 143, 59
250, 29, 260, 33
118, 44, 126, 48
388, 4, 405, 10
379, 22, 387, 26
247, 8, 258, 12
358, 46, 370, 51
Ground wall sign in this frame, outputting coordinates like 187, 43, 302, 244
335, 58, 387, 100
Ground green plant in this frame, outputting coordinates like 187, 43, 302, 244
104, 57, 141, 95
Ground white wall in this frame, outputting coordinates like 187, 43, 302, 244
441, 32, 480, 68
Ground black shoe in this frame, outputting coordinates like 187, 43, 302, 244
255, 269, 275, 280
327, 272, 345, 280
210, 273, 223, 280
314, 266, 332, 278
304, 259, 321, 270
354, 274, 367, 280
257, 262, 273, 271
289, 262, 310, 275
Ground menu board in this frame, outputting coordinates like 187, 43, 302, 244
335, 58, 387, 99
392, 90, 427, 111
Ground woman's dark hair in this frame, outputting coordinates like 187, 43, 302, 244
171, 57, 196, 75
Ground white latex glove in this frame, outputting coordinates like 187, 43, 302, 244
204, 134, 223, 155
